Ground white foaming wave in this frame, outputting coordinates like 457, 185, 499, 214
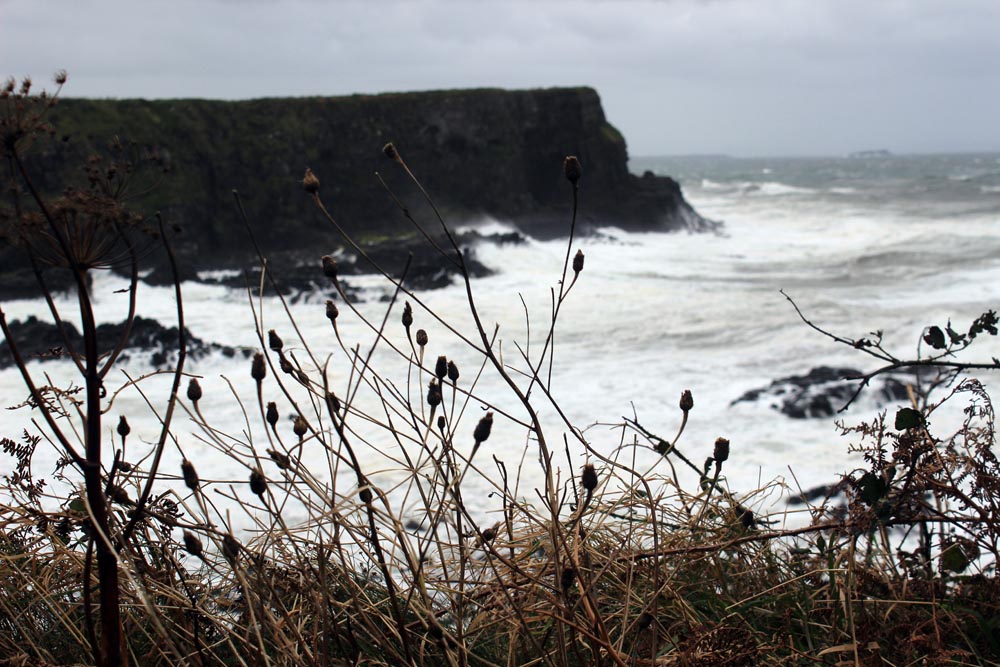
754, 181, 814, 196
454, 216, 520, 237
980, 185, 1000, 194
829, 187, 858, 195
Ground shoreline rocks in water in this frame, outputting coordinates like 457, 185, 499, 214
0, 315, 245, 371
731, 365, 916, 419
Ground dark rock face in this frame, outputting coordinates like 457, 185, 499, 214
731, 366, 913, 419
6, 87, 713, 288
0, 315, 241, 370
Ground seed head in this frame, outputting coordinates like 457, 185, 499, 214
402, 301, 413, 328
435, 355, 448, 380
581, 464, 598, 493
473, 411, 493, 445
302, 167, 320, 194
249, 468, 267, 496
266, 401, 279, 427
447, 360, 459, 382
415, 329, 428, 347
383, 142, 399, 161
563, 156, 582, 185
327, 392, 341, 414
481, 525, 497, 542
572, 249, 584, 274
222, 533, 241, 561
183, 531, 204, 557
187, 378, 203, 402
359, 486, 374, 503
427, 379, 442, 408
713, 437, 730, 464
19, 78, 31, 96
53, 70, 68, 86
181, 459, 200, 490
325, 299, 339, 323
267, 448, 291, 470
679, 389, 693, 413
268, 329, 283, 352
251, 352, 266, 383
437, 415, 446, 431
293, 415, 308, 438
321, 255, 338, 281
279, 355, 293, 375
117, 415, 130, 437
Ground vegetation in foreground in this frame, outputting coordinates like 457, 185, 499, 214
2, 73, 999, 667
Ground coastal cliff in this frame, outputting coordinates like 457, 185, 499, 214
7, 87, 711, 287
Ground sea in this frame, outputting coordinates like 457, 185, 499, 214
4, 152, 1000, 529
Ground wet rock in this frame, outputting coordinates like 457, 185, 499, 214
731, 365, 913, 419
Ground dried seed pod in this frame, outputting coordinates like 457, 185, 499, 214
402, 301, 413, 328
268, 329, 283, 352
181, 459, 200, 490
435, 355, 448, 380
107, 484, 132, 506
249, 468, 267, 496
293, 415, 308, 438
572, 249, 584, 274
222, 533, 241, 561
447, 360, 459, 382
187, 378, 203, 402
267, 448, 291, 470
266, 401, 279, 427
327, 392, 341, 414
383, 142, 399, 161
117, 415, 130, 437
437, 415, 446, 430
427, 379, 442, 408
481, 526, 497, 542
251, 352, 266, 383
563, 155, 582, 185
679, 389, 694, 413
53, 70, 68, 85
302, 167, 320, 194
713, 437, 730, 465
415, 329, 428, 347
359, 486, 373, 503
321, 255, 338, 281
325, 299, 339, 323
183, 530, 204, 557
473, 412, 493, 445
279, 355, 293, 375
581, 464, 598, 493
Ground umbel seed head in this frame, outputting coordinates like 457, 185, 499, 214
302, 167, 320, 194
187, 378, 203, 402
564, 155, 582, 184
679, 389, 694, 412
266, 401, 279, 427
415, 329, 428, 347
321, 255, 338, 281
581, 463, 598, 492
325, 299, 339, 323
181, 459, 200, 490
474, 411, 493, 445
117, 415, 130, 437
268, 329, 283, 352
713, 437, 730, 464
435, 355, 448, 380
251, 352, 266, 382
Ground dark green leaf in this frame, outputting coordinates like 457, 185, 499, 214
923, 326, 946, 350
858, 472, 888, 506
894, 407, 923, 430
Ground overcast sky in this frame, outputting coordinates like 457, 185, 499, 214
2, 0, 998, 156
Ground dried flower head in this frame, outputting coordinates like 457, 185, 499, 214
251, 352, 266, 382
117, 415, 130, 437
327, 391, 341, 414
302, 167, 320, 194
187, 378, 203, 402
572, 249, 584, 274
474, 411, 493, 445
266, 401, 279, 427
183, 531, 203, 557
563, 155, 582, 184
679, 389, 694, 412
268, 448, 291, 470
53, 70, 68, 86
321, 255, 338, 281
181, 459, 199, 490
268, 329, 283, 352
447, 360, 459, 382
402, 301, 413, 328
222, 533, 241, 561
437, 415, 446, 430
713, 437, 730, 464
581, 463, 598, 492
415, 329, 428, 347
427, 379, 442, 408
435, 355, 448, 380
325, 299, 339, 323
293, 415, 308, 438
383, 142, 399, 161
249, 468, 267, 496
